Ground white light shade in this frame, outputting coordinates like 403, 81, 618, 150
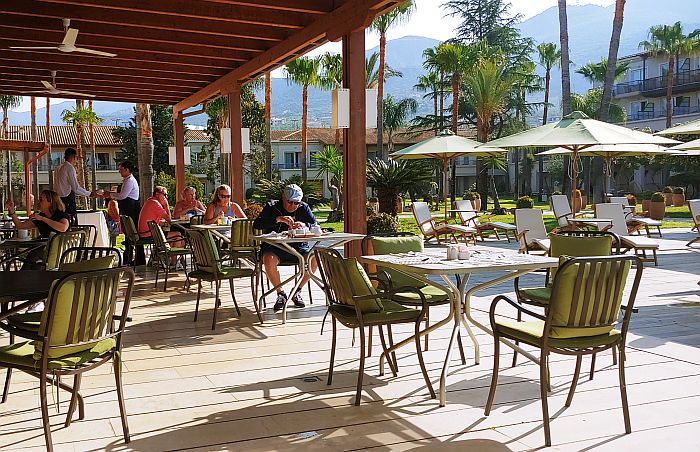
220, 127, 231, 154
168, 146, 191, 165
331, 89, 349, 129
241, 127, 250, 154
365, 88, 378, 129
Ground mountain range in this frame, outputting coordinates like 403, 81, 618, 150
7, 0, 700, 128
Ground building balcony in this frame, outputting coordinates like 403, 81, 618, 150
627, 106, 699, 122
272, 162, 318, 170
614, 68, 700, 98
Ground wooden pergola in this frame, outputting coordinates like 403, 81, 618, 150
0, 0, 400, 254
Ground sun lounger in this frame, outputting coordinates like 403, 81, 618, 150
411, 201, 477, 245
514, 208, 550, 254
454, 200, 516, 242
609, 196, 662, 237
687, 200, 700, 247
595, 203, 659, 266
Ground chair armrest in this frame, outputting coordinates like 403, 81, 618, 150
112, 315, 133, 322
489, 294, 546, 330
556, 212, 572, 221
354, 285, 429, 316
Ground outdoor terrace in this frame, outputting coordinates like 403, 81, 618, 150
1, 228, 699, 451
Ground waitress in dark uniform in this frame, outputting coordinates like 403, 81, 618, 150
105, 160, 144, 265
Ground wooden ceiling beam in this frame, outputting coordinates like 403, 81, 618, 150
0, 2, 291, 42
0, 85, 180, 105
0, 60, 213, 85
0, 15, 271, 53
175, 0, 402, 112
36, 0, 310, 29
202, 0, 334, 14
0, 72, 203, 93
0, 79, 193, 99
0, 52, 227, 77
0, 28, 257, 62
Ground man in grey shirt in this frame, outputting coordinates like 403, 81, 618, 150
53, 147, 97, 225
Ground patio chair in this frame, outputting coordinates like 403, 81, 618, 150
514, 208, 550, 254
550, 194, 574, 230
484, 255, 643, 447
60, 246, 123, 267
71, 224, 98, 247
687, 200, 700, 246
609, 197, 662, 237
362, 233, 466, 364
314, 247, 435, 406
187, 229, 262, 328
411, 201, 477, 245
0, 267, 135, 452
454, 200, 516, 242
0, 229, 87, 271
120, 215, 153, 266
595, 203, 659, 266
148, 220, 191, 291
222, 219, 266, 302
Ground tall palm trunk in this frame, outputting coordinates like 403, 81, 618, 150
136, 103, 154, 202
439, 71, 445, 131
558, 0, 572, 196
2, 106, 10, 201
543, 65, 552, 125
73, 100, 87, 199
301, 85, 308, 182
665, 55, 675, 128
377, 33, 386, 160
476, 120, 489, 211
88, 100, 98, 208
433, 91, 438, 135
264, 72, 273, 178
450, 74, 461, 210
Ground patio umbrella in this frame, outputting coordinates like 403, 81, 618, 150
389, 130, 507, 219
669, 138, 700, 155
479, 111, 679, 214
654, 118, 700, 136
536, 144, 678, 197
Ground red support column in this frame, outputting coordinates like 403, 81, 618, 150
174, 115, 185, 201
227, 89, 244, 206
343, 30, 367, 257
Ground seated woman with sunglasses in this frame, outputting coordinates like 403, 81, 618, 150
203, 184, 247, 225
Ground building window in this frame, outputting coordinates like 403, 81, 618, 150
284, 152, 298, 169
630, 68, 643, 82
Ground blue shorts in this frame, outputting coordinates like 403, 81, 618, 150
261, 242, 311, 264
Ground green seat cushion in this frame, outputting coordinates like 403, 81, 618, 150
58, 255, 116, 272
329, 299, 421, 326
167, 247, 191, 255
0, 338, 116, 371
188, 266, 254, 281
391, 285, 450, 305
495, 319, 621, 349
7, 311, 42, 332
342, 257, 382, 313
517, 286, 552, 307
370, 236, 427, 289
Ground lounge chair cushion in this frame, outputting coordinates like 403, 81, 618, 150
0, 338, 116, 371
531, 238, 550, 252
631, 217, 661, 226
620, 235, 659, 249
495, 319, 621, 349
487, 222, 516, 231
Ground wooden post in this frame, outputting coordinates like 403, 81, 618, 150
174, 115, 185, 201
342, 30, 367, 257
227, 89, 244, 206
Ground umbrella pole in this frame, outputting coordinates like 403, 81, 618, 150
443, 158, 449, 222
603, 156, 611, 203
571, 147, 579, 219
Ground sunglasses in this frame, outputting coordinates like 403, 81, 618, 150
219, 194, 231, 198
288, 200, 300, 205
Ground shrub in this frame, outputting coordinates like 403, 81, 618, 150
650, 192, 665, 202
640, 191, 654, 200
154, 171, 204, 202
368, 196, 378, 203
515, 195, 534, 209
672, 186, 685, 195
463, 191, 480, 201
625, 194, 637, 205
243, 201, 263, 219
551, 191, 562, 196
367, 213, 399, 234
662, 186, 673, 193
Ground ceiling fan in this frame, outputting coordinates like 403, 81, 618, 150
9, 18, 117, 57
22, 70, 95, 98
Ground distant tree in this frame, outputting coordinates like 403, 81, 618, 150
414, 71, 444, 135
575, 58, 629, 86
558, 0, 572, 195
537, 42, 561, 125
382, 95, 418, 154
365, 52, 402, 89
61, 102, 103, 193
572, 89, 626, 123
443, 0, 521, 44
136, 104, 154, 200
113, 105, 173, 177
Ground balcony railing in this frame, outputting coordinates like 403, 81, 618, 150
272, 162, 317, 170
627, 106, 699, 122
613, 68, 700, 97
36, 163, 118, 171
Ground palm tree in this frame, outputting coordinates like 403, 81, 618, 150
312, 145, 344, 219
575, 58, 629, 86
414, 71, 443, 134
320, 52, 343, 151
422, 46, 447, 132
599, 0, 626, 123
464, 59, 515, 211
365, 52, 402, 89
482, 154, 508, 212
537, 42, 561, 125
136, 103, 154, 200
639, 21, 700, 128
205, 96, 229, 182
439, 42, 472, 135
366, 159, 432, 214
382, 95, 418, 154
571, 89, 626, 123
369, 0, 414, 160
0, 95, 22, 201
285, 56, 322, 182
558, 0, 572, 195
61, 102, 103, 193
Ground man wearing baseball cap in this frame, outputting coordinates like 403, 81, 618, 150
253, 184, 318, 312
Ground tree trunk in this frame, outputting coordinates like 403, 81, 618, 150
2, 107, 9, 203
377, 33, 386, 160
451, 74, 460, 133
542, 66, 551, 125
136, 103, 154, 202
88, 100, 98, 209
523, 150, 532, 194
264, 72, 273, 179
433, 93, 438, 135
73, 100, 87, 201
439, 71, 445, 132
301, 85, 308, 182
665, 55, 675, 128
476, 119, 489, 211
558, 0, 572, 196
46, 97, 53, 190
377, 188, 398, 215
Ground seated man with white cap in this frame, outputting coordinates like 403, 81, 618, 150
253, 184, 318, 312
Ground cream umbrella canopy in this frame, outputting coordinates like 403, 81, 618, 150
654, 118, 700, 136
389, 130, 507, 219
480, 111, 679, 213
669, 138, 700, 155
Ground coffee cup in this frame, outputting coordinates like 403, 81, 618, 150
458, 249, 471, 260
17, 229, 29, 239
310, 225, 322, 236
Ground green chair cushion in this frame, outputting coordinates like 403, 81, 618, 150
0, 338, 116, 371
370, 236, 427, 289
329, 299, 421, 326
391, 284, 449, 305
188, 266, 254, 281
343, 258, 382, 313
495, 319, 621, 348
7, 311, 42, 332
58, 255, 116, 272
167, 247, 190, 255
517, 286, 552, 307
549, 234, 612, 281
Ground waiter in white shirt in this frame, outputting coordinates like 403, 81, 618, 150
105, 160, 144, 265
53, 147, 97, 225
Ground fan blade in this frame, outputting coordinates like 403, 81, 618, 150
57, 90, 95, 97
71, 46, 116, 57
62, 28, 79, 46
21, 91, 50, 94
9, 46, 59, 50
41, 80, 55, 90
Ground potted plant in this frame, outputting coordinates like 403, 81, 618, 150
649, 192, 666, 220
672, 187, 685, 206
367, 196, 379, 214
625, 193, 637, 206
515, 195, 534, 209
640, 191, 653, 214
572, 189, 583, 212
464, 191, 481, 212
662, 186, 673, 206
579, 190, 588, 210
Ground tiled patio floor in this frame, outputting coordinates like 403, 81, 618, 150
2, 229, 699, 451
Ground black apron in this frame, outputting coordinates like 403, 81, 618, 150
61, 191, 77, 226
118, 197, 145, 265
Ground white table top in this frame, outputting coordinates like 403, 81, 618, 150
359, 246, 558, 276
254, 231, 365, 244
191, 224, 231, 232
